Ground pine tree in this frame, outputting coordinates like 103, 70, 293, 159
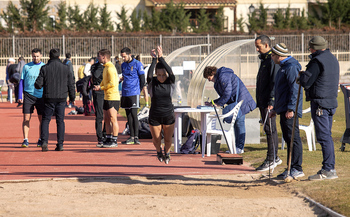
213, 6, 224, 32
0, 1, 25, 32
283, 5, 291, 29
130, 8, 141, 32
142, 9, 151, 31
67, 4, 84, 31
99, 3, 114, 31
246, 10, 258, 33
116, 5, 130, 32
150, 8, 162, 32
56, 1, 67, 31
237, 14, 245, 33
273, 8, 284, 29
162, 0, 177, 32
83, 2, 99, 31
196, 7, 211, 33
257, 2, 267, 30
20, 0, 50, 32
174, 3, 191, 33
298, 9, 309, 30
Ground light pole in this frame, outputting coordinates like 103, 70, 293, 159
249, 4, 255, 14
49, 15, 55, 30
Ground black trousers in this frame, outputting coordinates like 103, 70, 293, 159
280, 112, 303, 172
93, 90, 105, 141
41, 101, 66, 147
126, 108, 138, 137
259, 107, 279, 161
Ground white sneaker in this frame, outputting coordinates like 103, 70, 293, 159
236, 148, 244, 154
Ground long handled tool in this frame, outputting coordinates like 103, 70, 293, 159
211, 100, 231, 153
284, 83, 302, 183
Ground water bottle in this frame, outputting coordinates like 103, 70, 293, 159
177, 95, 182, 106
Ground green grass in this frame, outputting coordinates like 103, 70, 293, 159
241, 88, 350, 216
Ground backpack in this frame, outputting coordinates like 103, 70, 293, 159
84, 100, 95, 116
78, 65, 85, 80
180, 129, 201, 154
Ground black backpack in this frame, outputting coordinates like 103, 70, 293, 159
180, 129, 201, 154
76, 76, 89, 93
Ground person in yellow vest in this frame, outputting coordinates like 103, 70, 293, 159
78, 63, 86, 80
93, 49, 120, 148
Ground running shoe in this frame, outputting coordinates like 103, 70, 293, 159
21, 139, 29, 148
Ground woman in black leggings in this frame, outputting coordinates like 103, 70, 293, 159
147, 46, 175, 164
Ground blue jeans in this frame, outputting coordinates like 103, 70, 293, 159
280, 112, 303, 172
234, 114, 245, 150
41, 101, 66, 147
311, 101, 336, 171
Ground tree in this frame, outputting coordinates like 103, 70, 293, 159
213, 6, 224, 32
246, 10, 258, 33
257, 2, 268, 30
283, 5, 291, 29
141, 9, 151, 31
174, 3, 191, 32
0, 1, 25, 32
273, 8, 284, 29
56, 1, 67, 31
116, 6, 130, 32
308, 6, 324, 29
150, 8, 162, 32
83, 2, 99, 31
20, 0, 50, 32
99, 3, 114, 31
130, 8, 141, 32
195, 7, 211, 33
236, 14, 245, 33
67, 4, 84, 31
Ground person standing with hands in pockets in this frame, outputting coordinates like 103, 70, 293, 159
147, 46, 175, 164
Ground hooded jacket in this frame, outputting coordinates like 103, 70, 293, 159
274, 56, 303, 117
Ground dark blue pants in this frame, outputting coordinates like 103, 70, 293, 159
280, 112, 303, 172
259, 107, 279, 161
234, 114, 245, 150
93, 90, 105, 141
41, 101, 66, 147
311, 101, 336, 171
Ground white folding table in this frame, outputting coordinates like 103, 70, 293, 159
174, 107, 214, 158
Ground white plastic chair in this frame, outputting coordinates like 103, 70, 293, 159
205, 100, 243, 156
281, 107, 316, 151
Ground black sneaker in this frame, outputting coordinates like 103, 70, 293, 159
55, 145, 64, 151
96, 140, 104, 148
122, 137, 134, 145
103, 139, 118, 148
37, 139, 43, 147
255, 159, 276, 172
164, 152, 171, 164
134, 137, 141, 145
42, 142, 48, 152
157, 151, 164, 162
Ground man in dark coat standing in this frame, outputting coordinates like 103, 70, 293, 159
35, 48, 75, 152
299, 36, 340, 181
255, 35, 282, 171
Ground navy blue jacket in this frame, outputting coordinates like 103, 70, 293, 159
274, 56, 303, 118
299, 49, 339, 109
213, 67, 256, 115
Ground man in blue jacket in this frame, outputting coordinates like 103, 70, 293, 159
299, 36, 339, 181
203, 66, 256, 154
120, 47, 145, 145
270, 43, 304, 179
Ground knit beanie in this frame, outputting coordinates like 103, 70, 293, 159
309, 36, 327, 50
271, 43, 289, 57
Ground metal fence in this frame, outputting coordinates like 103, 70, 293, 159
1, 33, 350, 66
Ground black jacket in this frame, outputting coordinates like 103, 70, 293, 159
256, 50, 279, 108
91, 62, 104, 86
35, 58, 75, 103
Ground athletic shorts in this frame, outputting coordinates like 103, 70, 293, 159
121, 95, 139, 109
103, 100, 120, 111
149, 113, 175, 126
23, 91, 44, 115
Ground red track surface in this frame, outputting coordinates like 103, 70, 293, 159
0, 101, 256, 181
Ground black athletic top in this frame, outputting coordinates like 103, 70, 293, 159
147, 57, 175, 118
